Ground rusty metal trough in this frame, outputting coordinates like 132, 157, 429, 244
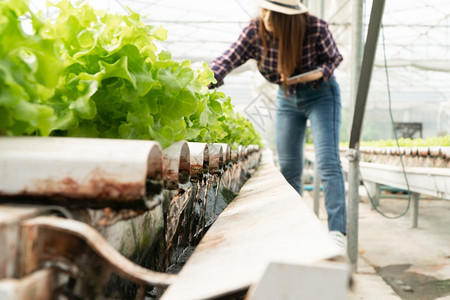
0, 136, 261, 299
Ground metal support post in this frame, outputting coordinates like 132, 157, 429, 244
349, 0, 364, 124
346, 148, 360, 272
411, 192, 420, 228
347, 0, 386, 272
320, 0, 325, 18
349, 0, 386, 148
366, 181, 380, 209
313, 163, 320, 216
303, 0, 309, 9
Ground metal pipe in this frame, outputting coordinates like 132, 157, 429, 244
347, 0, 387, 272
216, 143, 232, 167
349, 0, 386, 148
347, 148, 360, 271
187, 142, 209, 180
411, 192, 420, 228
0, 137, 164, 205
365, 181, 380, 209
303, 0, 309, 9
207, 143, 224, 174
320, 0, 325, 18
349, 0, 364, 130
162, 141, 191, 189
20, 216, 176, 287
313, 163, 320, 216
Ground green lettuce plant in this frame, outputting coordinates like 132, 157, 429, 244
0, 0, 261, 149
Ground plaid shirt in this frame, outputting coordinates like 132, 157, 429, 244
210, 15, 343, 94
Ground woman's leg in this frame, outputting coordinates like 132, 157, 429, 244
307, 78, 347, 234
275, 89, 307, 195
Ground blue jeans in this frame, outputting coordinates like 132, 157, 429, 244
275, 76, 347, 234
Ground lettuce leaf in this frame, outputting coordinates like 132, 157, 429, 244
0, 0, 261, 148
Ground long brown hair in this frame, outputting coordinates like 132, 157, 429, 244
259, 10, 308, 95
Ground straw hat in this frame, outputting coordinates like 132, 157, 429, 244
253, 0, 308, 15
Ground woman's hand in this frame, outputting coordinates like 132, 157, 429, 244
281, 69, 324, 85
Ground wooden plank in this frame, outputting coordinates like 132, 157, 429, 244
162, 149, 343, 300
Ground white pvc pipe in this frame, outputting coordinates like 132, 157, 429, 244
0, 137, 163, 203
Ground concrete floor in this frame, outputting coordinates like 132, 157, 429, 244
302, 189, 450, 300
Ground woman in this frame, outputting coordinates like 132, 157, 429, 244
209, 0, 347, 251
